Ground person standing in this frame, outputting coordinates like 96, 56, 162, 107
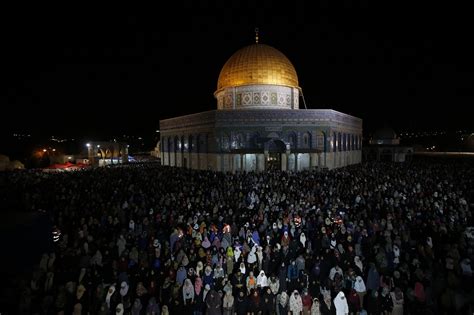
333, 291, 349, 315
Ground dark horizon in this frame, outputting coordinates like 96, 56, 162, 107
2, 4, 474, 140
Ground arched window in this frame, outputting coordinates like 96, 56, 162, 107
288, 133, 297, 150
303, 132, 311, 148
181, 136, 186, 153
174, 136, 179, 153
316, 131, 325, 151
188, 135, 194, 152
338, 133, 342, 151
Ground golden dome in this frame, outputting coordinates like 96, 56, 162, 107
216, 44, 299, 92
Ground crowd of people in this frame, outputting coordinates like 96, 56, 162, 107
1, 159, 473, 314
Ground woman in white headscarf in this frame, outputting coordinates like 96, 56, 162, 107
310, 297, 321, 315
234, 246, 242, 262
105, 284, 116, 309
289, 290, 303, 314
247, 245, 257, 265
183, 278, 195, 305
257, 270, 268, 288
196, 261, 204, 276
119, 281, 129, 298
239, 262, 246, 275
334, 291, 349, 315
300, 232, 307, 248
115, 303, 124, 315
353, 275, 366, 309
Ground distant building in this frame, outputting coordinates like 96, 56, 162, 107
364, 127, 413, 162
0, 154, 25, 171
85, 142, 129, 167
160, 37, 362, 172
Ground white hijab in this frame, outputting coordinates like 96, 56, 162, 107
257, 270, 268, 287
239, 263, 246, 275
234, 246, 242, 262
333, 291, 349, 315
353, 276, 366, 293
105, 285, 116, 308
300, 233, 307, 247
354, 256, 363, 272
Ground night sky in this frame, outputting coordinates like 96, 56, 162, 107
3, 3, 474, 140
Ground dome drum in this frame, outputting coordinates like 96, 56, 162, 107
216, 84, 299, 110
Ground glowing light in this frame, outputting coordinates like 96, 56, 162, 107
86, 143, 91, 147
43, 149, 47, 152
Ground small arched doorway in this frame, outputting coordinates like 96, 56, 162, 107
266, 139, 286, 170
